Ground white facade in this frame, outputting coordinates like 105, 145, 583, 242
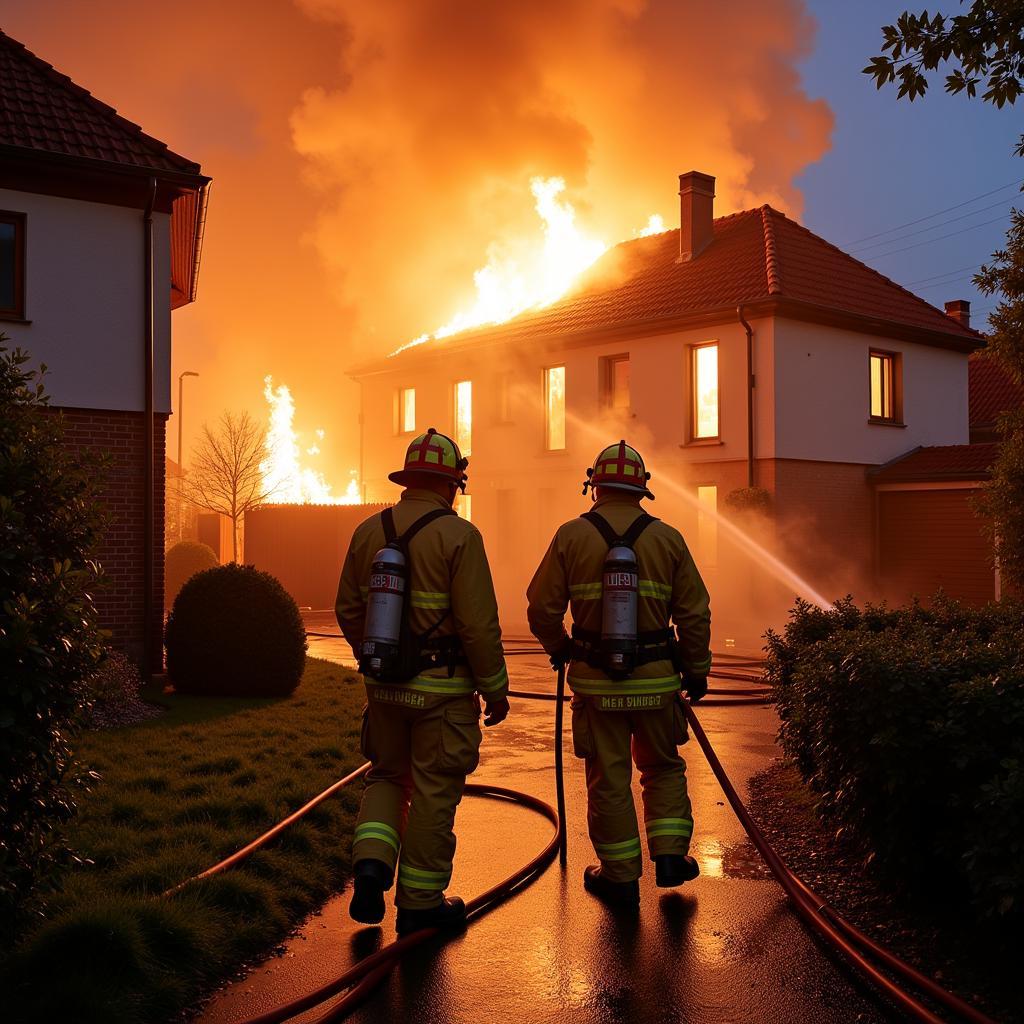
773, 319, 970, 464
0, 187, 172, 414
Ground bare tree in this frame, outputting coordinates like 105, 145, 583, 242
184, 411, 276, 561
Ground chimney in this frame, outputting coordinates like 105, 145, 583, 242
944, 298, 971, 329
678, 171, 716, 262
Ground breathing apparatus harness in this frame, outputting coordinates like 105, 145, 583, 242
359, 506, 466, 683
570, 510, 677, 681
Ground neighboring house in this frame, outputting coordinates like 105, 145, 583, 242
870, 354, 1024, 605
351, 171, 984, 637
0, 30, 209, 673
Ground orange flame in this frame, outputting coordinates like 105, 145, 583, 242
260, 376, 360, 504
396, 177, 661, 354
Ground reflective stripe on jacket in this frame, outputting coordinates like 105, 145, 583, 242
526, 493, 711, 696
335, 488, 509, 701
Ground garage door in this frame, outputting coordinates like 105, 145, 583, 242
878, 489, 995, 605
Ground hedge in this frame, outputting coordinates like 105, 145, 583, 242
766, 595, 1024, 921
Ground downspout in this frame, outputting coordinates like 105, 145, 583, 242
143, 178, 157, 680
738, 305, 755, 488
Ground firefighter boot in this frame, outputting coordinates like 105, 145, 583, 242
583, 865, 640, 908
654, 854, 700, 888
395, 896, 467, 936
349, 858, 392, 924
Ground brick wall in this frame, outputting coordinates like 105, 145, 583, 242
54, 407, 166, 673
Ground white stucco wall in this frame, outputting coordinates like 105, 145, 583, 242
773, 318, 970, 464
0, 187, 172, 414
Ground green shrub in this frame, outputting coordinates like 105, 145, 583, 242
85, 652, 160, 730
165, 564, 306, 697
164, 540, 217, 610
0, 340, 106, 927
766, 595, 1024, 921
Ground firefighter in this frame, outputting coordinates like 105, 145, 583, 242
336, 428, 510, 935
527, 440, 710, 908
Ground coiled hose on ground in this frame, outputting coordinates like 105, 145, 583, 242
163, 653, 995, 1024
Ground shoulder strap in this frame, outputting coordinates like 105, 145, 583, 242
621, 512, 657, 548
382, 507, 397, 544
393, 507, 456, 551
581, 510, 658, 549
580, 510, 620, 548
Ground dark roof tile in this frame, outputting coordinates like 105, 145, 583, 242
0, 29, 201, 177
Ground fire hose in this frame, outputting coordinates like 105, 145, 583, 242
164, 672, 993, 1024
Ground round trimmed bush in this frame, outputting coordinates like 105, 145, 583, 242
165, 564, 306, 697
164, 540, 218, 609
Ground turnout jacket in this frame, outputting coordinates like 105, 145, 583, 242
527, 493, 711, 698
336, 489, 509, 703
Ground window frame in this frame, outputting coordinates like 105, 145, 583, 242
0, 211, 27, 321
544, 364, 566, 451
689, 341, 720, 442
453, 379, 472, 456
868, 349, 903, 426
397, 386, 416, 435
600, 353, 631, 413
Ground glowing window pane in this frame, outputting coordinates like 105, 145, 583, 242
455, 493, 472, 522
545, 366, 566, 450
870, 352, 893, 420
693, 345, 719, 439
603, 355, 630, 410
399, 387, 416, 433
697, 484, 718, 566
454, 380, 472, 455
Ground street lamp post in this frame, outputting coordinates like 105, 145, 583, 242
177, 371, 199, 542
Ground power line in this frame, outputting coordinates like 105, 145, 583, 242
906, 263, 982, 285
843, 177, 1023, 246
850, 198, 1014, 254
861, 214, 1009, 260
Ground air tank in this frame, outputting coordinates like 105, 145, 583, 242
360, 545, 407, 676
601, 543, 638, 678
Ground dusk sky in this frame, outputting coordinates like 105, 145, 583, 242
1, 1, 1018, 490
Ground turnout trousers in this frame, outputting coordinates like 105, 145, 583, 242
570, 695, 694, 883
352, 689, 482, 909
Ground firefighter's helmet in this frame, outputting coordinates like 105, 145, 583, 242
582, 440, 654, 500
389, 427, 469, 492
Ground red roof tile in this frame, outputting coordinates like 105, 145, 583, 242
384, 205, 981, 365
871, 443, 998, 483
969, 353, 1024, 427
0, 29, 202, 178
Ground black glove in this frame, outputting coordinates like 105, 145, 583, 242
683, 674, 708, 703
549, 636, 574, 672
483, 696, 510, 727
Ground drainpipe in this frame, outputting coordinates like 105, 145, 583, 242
143, 177, 157, 680
737, 305, 755, 488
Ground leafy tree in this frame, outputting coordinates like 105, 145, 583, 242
183, 411, 276, 562
0, 339, 105, 926
865, 2, 1024, 587
864, 3, 1024, 126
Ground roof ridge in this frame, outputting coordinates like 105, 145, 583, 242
0, 29, 201, 174
764, 204, 980, 340
759, 205, 783, 295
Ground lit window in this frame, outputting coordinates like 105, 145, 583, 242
0, 211, 26, 319
398, 387, 416, 434
692, 343, 719, 439
454, 380, 472, 455
869, 351, 900, 422
697, 484, 718, 566
545, 366, 566, 450
455, 492, 472, 522
602, 354, 630, 411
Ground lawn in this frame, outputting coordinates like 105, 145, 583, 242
4, 657, 367, 1024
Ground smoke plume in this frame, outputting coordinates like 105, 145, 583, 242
4, 0, 831, 471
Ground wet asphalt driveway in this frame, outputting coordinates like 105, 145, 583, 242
196, 624, 897, 1024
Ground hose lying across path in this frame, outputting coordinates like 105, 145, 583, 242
163, 651, 993, 1024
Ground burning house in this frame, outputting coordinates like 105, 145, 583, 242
350, 171, 989, 641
